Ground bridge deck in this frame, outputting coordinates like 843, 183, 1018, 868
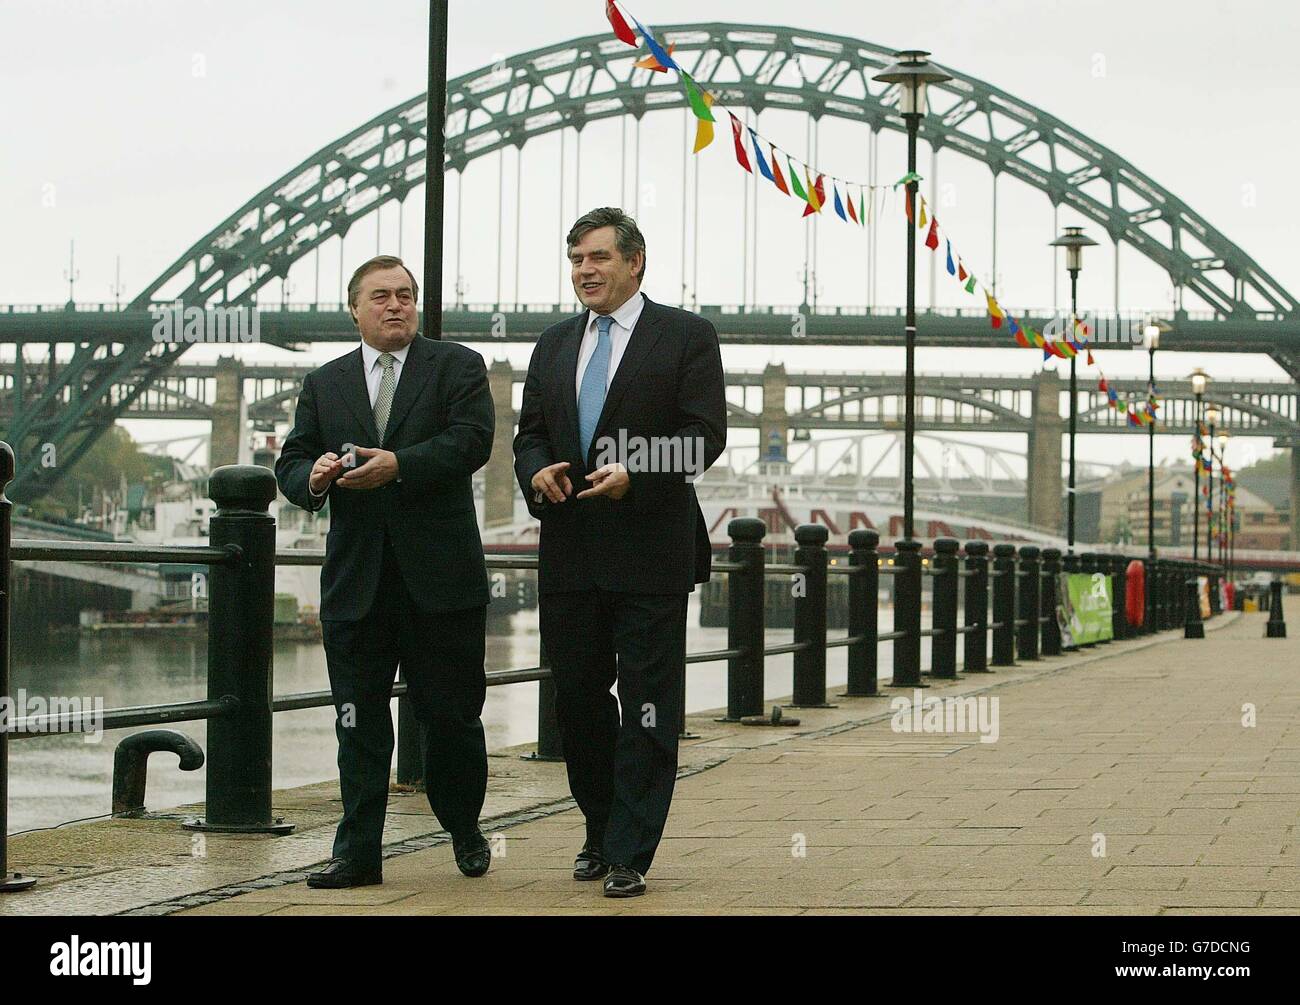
5, 610, 1298, 916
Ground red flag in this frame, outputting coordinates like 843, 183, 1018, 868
1087, 349, 1095, 366
1099, 377, 1109, 393
728, 113, 752, 173
957, 262, 968, 281
905, 189, 914, 223
770, 146, 790, 195
1014, 329, 1030, 348
605, 1, 637, 46
924, 218, 939, 250
847, 191, 860, 224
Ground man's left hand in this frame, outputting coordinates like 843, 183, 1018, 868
336, 447, 400, 490
576, 463, 630, 500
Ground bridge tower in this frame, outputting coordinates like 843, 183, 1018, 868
760, 363, 789, 465
1026, 369, 1063, 533
210, 356, 248, 468
485, 358, 516, 527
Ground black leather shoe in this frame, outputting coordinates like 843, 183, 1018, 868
573, 842, 610, 881
307, 857, 382, 889
602, 865, 646, 898
452, 828, 491, 878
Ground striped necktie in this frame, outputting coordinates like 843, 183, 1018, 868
578, 315, 614, 459
373, 351, 396, 444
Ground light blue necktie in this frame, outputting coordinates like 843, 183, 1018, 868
578, 315, 613, 459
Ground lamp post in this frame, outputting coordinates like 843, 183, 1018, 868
1189, 368, 1209, 561
1205, 403, 1220, 564
1217, 430, 1230, 575
873, 50, 951, 542
1049, 226, 1098, 556
1143, 323, 1162, 557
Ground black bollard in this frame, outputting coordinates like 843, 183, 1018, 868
892, 539, 924, 687
187, 466, 293, 834
1110, 554, 1128, 640
1266, 580, 1287, 638
963, 542, 991, 673
1041, 547, 1063, 656
725, 518, 767, 717
930, 539, 959, 680
1017, 546, 1041, 661
0, 443, 36, 891
1184, 574, 1205, 639
791, 524, 833, 707
990, 544, 1017, 667
844, 529, 880, 697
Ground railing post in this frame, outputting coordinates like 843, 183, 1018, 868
523, 639, 564, 761
0, 442, 36, 891
930, 538, 959, 680
892, 539, 924, 687
1040, 547, 1063, 656
1017, 546, 1041, 661
1266, 580, 1287, 638
725, 518, 767, 718
963, 541, 990, 673
188, 465, 293, 834
844, 529, 879, 697
1110, 554, 1128, 640
990, 544, 1017, 667
791, 524, 832, 707
1184, 571, 1205, 639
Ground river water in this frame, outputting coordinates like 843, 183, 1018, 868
6, 599, 927, 834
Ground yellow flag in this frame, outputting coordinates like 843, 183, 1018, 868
693, 92, 715, 153
806, 170, 822, 211
918, 199, 928, 228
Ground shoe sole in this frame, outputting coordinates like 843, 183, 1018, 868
602, 886, 646, 898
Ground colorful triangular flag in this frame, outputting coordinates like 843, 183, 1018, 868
728, 113, 752, 173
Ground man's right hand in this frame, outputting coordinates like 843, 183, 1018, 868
530, 461, 573, 504
309, 452, 345, 495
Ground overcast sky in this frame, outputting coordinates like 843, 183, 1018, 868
3, 0, 1296, 472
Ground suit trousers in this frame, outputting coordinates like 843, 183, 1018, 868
539, 589, 688, 875
321, 532, 488, 868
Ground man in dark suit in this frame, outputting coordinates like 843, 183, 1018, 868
275, 255, 495, 888
514, 208, 727, 897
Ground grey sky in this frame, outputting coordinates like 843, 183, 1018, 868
3, 0, 1296, 472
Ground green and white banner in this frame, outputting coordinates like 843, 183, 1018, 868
1057, 572, 1114, 648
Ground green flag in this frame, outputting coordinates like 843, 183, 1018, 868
680, 72, 715, 122
788, 158, 809, 202
964, 275, 977, 294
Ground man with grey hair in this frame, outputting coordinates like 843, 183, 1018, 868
514, 208, 727, 897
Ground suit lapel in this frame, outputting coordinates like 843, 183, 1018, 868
380, 336, 436, 444
336, 348, 381, 445
557, 311, 587, 455
592, 295, 665, 445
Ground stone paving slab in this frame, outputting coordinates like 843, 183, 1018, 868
6, 608, 1296, 916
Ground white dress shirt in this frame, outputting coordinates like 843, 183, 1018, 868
574, 291, 645, 399
359, 339, 410, 408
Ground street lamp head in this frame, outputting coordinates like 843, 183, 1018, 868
1050, 226, 1099, 274
873, 50, 952, 117
1217, 431, 1229, 453
1189, 367, 1209, 398
1206, 403, 1221, 427
1143, 324, 1161, 351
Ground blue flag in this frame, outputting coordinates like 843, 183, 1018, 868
945, 240, 956, 276
631, 17, 678, 72
748, 129, 775, 182
833, 184, 848, 221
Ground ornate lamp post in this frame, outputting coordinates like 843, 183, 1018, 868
1050, 226, 1098, 558
1189, 368, 1209, 561
873, 50, 951, 542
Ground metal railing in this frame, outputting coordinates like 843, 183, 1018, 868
0, 452, 1238, 891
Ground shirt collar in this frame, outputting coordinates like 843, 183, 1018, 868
360, 339, 412, 372
588, 290, 645, 334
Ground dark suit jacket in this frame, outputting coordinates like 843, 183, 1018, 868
513, 295, 727, 595
275, 336, 494, 621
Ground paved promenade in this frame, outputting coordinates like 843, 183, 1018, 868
6, 608, 1298, 916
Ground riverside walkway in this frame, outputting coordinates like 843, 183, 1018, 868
5, 607, 1296, 916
